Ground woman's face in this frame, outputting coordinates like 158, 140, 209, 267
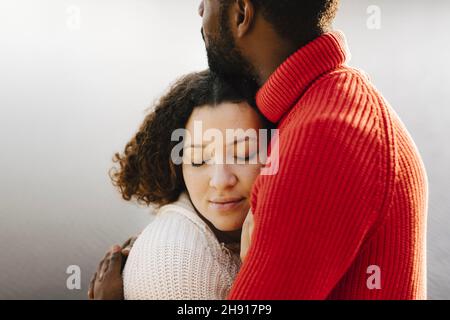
182, 102, 264, 232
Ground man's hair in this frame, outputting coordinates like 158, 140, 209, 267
225, 0, 340, 45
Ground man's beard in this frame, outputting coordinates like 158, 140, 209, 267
203, 12, 260, 105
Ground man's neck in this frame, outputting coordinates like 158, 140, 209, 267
256, 47, 295, 86
254, 32, 325, 86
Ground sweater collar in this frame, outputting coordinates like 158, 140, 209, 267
256, 31, 350, 123
165, 193, 241, 247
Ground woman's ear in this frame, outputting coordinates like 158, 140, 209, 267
232, 0, 255, 38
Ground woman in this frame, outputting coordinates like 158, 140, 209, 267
88, 70, 273, 300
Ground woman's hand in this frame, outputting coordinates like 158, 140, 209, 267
88, 235, 138, 300
240, 210, 255, 262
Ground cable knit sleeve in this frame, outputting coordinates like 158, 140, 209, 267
124, 211, 235, 300
228, 114, 389, 299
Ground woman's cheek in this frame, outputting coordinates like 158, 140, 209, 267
182, 166, 197, 188
236, 164, 262, 190
182, 165, 208, 204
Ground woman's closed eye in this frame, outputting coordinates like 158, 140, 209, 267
191, 160, 206, 167
191, 156, 213, 167
183, 146, 206, 167
190, 151, 258, 166
234, 152, 257, 162
185, 138, 259, 166
232, 139, 259, 163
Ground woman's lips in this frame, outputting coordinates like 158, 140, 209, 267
209, 198, 245, 212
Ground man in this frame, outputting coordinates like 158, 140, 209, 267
198, 0, 427, 300
90, 0, 428, 300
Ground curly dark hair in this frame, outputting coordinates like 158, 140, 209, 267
221, 0, 340, 45
110, 70, 272, 208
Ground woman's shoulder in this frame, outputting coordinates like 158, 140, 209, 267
157, 193, 208, 229
138, 193, 216, 250
123, 193, 241, 300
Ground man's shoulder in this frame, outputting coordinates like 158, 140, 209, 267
304, 65, 382, 102
278, 63, 394, 169
291, 64, 389, 129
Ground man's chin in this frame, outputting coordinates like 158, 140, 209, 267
206, 58, 229, 78
207, 61, 245, 82
206, 51, 237, 78
206, 52, 259, 98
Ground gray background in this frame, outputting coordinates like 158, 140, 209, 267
0, 0, 449, 300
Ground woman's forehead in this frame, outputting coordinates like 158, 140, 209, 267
186, 102, 262, 131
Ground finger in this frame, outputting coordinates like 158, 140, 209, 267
240, 230, 251, 262
248, 213, 255, 234
121, 237, 132, 249
95, 259, 105, 281
98, 249, 111, 268
98, 251, 112, 281
245, 211, 254, 228
243, 216, 250, 229
105, 245, 123, 277
121, 236, 138, 256
243, 212, 252, 229
121, 233, 139, 248
121, 238, 133, 255
96, 248, 112, 274
88, 272, 97, 300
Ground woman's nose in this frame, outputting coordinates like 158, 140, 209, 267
198, 1, 204, 17
209, 165, 238, 190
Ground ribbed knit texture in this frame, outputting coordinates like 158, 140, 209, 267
123, 193, 241, 300
228, 31, 428, 300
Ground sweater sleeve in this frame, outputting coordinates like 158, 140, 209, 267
124, 214, 233, 300
228, 115, 387, 299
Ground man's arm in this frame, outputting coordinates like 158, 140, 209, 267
228, 117, 386, 299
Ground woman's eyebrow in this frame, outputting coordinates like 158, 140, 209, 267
184, 144, 205, 149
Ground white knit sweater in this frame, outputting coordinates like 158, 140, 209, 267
123, 193, 242, 300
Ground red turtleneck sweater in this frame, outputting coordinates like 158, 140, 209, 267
228, 31, 428, 300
